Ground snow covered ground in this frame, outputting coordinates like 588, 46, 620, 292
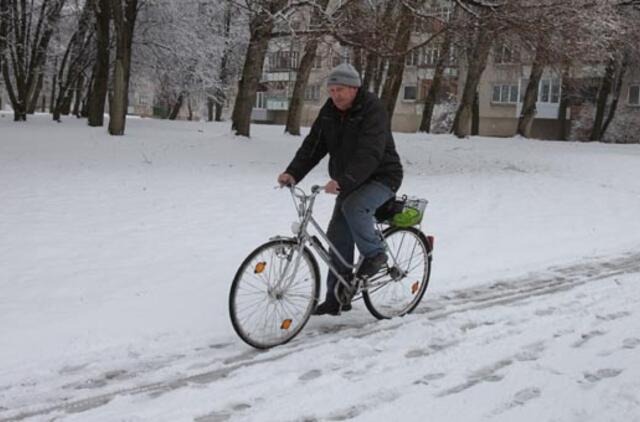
1, 112, 640, 421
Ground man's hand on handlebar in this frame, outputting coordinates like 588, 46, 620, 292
324, 179, 341, 195
277, 173, 296, 187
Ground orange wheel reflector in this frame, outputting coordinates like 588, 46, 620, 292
411, 282, 420, 295
254, 262, 267, 274
281, 319, 293, 330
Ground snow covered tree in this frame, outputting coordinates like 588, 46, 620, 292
1, 0, 66, 121
50, 0, 94, 121
131, 0, 245, 122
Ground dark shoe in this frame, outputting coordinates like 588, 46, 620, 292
313, 301, 341, 316
357, 253, 388, 278
313, 301, 352, 316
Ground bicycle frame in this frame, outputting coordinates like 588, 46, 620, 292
273, 185, 402, 296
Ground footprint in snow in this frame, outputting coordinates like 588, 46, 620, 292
622, 338, 640, 349
195, 403, 251, 422
583, 368, 623, 383
596, 311, 631, 321
413, 372, 446, 386
571, 330, 606, 348
489, 387, 541, 415
299, 369, 323, 381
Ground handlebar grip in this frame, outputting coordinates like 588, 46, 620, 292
311, 185, 322, 193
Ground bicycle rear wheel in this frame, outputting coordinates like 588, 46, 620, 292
229, 238, 320, 349
363, 226, 432, 319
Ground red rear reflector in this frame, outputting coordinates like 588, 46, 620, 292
427, 236, 435, 249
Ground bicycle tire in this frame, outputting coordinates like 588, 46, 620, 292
363, 226, 432, 319
229, 238, 320, 349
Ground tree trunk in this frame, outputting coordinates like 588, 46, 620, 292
590, 55, 616, 141
88, 0, 110, 127
231, 5, 284, 137
471, 91, 480, 135
452, 23, 492, 138
285, 39, 318, 135
72, 73, 84, 117
207, 97, 214, 121
168, 93, 184, 120
420, 29, 452, 132
380, 5, 414, 121
108, 0, 138, 136
373, 57, 386, 97
215, 100, 224, 122
601, 53, 629, 142
284, 0, 328, 136
212, 0, 232, 123
361, 51, 377, 92
517, 43, 546, 137
27, 72, 44, 114
558, 70, 570, 141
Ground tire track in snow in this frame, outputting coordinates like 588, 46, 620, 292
2, 251, 640, 421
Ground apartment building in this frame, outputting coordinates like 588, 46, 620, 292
251, 2, 639, 141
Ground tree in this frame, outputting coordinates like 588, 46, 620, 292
1, 0, 66, 121
87, 0, 110, 127
0, 0, 9, 90
379, 3, 415, 119
589, 1, 639, 141
51, 0, 94, 121
284, 0, 329, 135
131, 0, 243, 122
231, 0, 289, 137
451, 9, 494, 138
108, 0, 138, 136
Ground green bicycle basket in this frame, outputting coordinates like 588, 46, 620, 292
391, 197, 428, 227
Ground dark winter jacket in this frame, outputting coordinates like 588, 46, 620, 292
285, 89, 403, 197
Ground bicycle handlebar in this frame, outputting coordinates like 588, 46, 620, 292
285, 184, 323, 200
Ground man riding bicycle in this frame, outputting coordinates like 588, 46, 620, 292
277, 63, 403, 316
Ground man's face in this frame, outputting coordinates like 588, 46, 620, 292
328, 85, 358, 111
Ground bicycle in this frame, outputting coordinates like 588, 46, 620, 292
228, 185, 434, 349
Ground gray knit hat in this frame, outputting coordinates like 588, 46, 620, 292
327, 63, 361, 87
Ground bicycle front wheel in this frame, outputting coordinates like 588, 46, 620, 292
229, 238, 320, 349
363, 226, 432, 319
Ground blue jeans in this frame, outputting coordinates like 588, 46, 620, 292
324, 180, 394, 304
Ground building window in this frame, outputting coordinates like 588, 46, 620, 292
405, 48, 419, 66
290, 51, 300, 69
255, 92, 266, 109
629, 85, 640, 106
313, 55, 322, 69
423, 46, 440, 66
492, 84, 519, 104
304, 84, 320, 101
266, 51, 299, 71
403, 86, 417, 101
494, 44, 519, 64
538, 79, 561, 104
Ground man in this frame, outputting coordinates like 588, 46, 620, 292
277, 63, 403, 316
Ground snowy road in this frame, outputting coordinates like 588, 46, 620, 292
2, 252, 640, 422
